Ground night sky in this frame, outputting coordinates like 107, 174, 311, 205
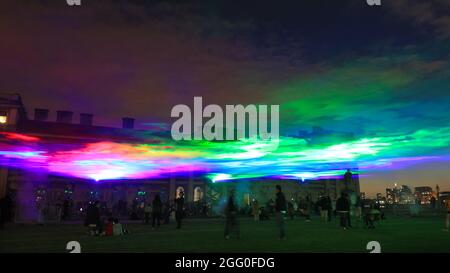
1, 0, 449, 196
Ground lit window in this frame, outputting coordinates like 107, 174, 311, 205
0, 111, 7, 124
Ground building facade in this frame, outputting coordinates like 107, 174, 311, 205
0, 94, 360, 222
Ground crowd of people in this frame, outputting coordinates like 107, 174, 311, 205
2, 184, 450, 239
225, 185, 389, 240
77, 184, 450, 237
247, 191, 387, 230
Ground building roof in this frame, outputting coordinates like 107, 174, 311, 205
16, 119, 155, 143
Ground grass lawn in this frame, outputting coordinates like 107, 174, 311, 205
0, 215, 449, 253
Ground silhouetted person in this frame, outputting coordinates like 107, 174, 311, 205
1, 193, 11, 229
224, 189, 239, 240
163, 202, 171, 224
267, 199, 275, 214
175, 191, 185, 229
287, 201, 294, 220
445, 197, 450, 231
259, 207, 269, 221
2, 192, 13, 226
62, 199, 70, 221
304, 194, 312, 222
85, 201, 101, 235
319, 195, 330, 221
336, 193, 350, 230
0, 196, 5, 229
324, 195, 332, 221
152, 195, 162, 229
275, 185, 287, 239
355, 194, 363, 223
365, 203, 381, 229
252, 199, 260, 221
144, 202, 151, 225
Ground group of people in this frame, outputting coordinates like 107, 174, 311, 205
143, 191, 186, 229
84, 201, 128, 236
84, 190, 188, 236
251, 190, 384, 230
225, 185, 288, 240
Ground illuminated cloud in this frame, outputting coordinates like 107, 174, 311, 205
0, 128, 448, 182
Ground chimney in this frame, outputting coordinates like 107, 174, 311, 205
56, 110, 73, 123
122, 117, 134, 129
34, 109, 49, 121
80, 113, 93, 126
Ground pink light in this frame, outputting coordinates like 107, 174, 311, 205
1, 132, 40, 142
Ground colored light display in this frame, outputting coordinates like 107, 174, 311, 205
0, 126, 448, 182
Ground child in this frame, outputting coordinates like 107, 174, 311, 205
104, 217, 114, 236
113, 218, 128, 235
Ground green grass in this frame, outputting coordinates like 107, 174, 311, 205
0, 215, 449, 253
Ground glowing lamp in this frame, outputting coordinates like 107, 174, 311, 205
0, 111, 7, 124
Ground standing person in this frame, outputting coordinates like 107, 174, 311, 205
152, 194, 162, 230
224, 189, 240, 240
252, 199, 259, 221
287, 201, 294, 220
62, 199, 70, 221
55, 202, 62, 223
324, 195, 333, 222
163, 201, 171, 224
444, 197, 450, 231
85, 201, 101, 235
267, 199, 275, 214
144, 202, 152, 225
293, 199, 298, 215
319, 196, 328, 221
355, 194, 363, 225
362, 198, 371, 228
0, 196, 5, 229
275, 185, 287, 240
37, 201, 46, 226
336, 192, 350, 230
305, 194, 312, 222
175, 190, 185, 229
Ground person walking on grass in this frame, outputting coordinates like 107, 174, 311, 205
319, 195, 328, 222
252, 199, 260, 222
355, 194, 363, 225
444, 197, 450, 232
336, 192, 350, 230
152, 194, 162, 230
144, 202, 152, 225
287, 201, 294, 220
175, 190, 185, 229
224, 189, 240, 240
275, 185, 287, 240
305, 194, 312, 222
